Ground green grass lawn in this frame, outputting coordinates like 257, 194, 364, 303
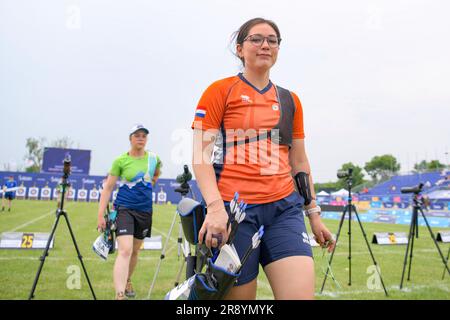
0, 200, 449, 300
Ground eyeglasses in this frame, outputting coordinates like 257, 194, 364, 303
243, 34, 281, 48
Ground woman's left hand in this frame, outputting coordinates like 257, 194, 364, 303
309, 215, 335, 253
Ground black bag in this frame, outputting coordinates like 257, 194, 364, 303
188, 258, 240, 300
177, 198, 206, 245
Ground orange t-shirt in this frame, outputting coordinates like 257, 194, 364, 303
192, 73, 305, 204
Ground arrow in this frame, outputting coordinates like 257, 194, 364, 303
237, 225, 264, 273
229, 192, 239, 217
227, 199, 247, 245
235, 204, 246, 223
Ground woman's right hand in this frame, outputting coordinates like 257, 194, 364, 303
198, 201, 229, 249
97, 215, 106, 232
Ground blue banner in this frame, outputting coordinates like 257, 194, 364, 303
383, 202, 394, 208
358, 214, 376, 223
396, 216, 413, 225
42, 148, 91, 175
374, 215, 397, 224
0, 171, 200, 203
417, 217, 450, 228
320, 208, 450, 227
397, 202, 410, 209
430, 202, 445, 210
371, 201, 382, 208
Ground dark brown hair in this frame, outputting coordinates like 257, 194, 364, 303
232, 17, 281, 65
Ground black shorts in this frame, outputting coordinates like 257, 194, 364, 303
115, 207, 152, 240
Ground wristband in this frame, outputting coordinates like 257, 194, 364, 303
305, 205, 321, 217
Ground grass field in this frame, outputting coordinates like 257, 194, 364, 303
0, 200, 449, 300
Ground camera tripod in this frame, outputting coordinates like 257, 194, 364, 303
320, 172, 388, 296
29, 158, 96, 299
444, 247, 450, 280
147, 175, 195, 299
400, 186, 450, 289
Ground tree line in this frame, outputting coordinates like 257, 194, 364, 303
314, 154, 447, 193
24, 137, 75, 172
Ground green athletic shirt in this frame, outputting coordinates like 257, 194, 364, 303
110, 151, 162, 213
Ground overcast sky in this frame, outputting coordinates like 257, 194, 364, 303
1, 0, 449, 182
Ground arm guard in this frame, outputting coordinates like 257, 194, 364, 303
294, 171, 313, 206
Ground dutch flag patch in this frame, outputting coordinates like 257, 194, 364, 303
195, 106, 206, 118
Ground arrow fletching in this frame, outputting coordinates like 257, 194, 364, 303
252, 225, 264, 248
238, 225, 265, 270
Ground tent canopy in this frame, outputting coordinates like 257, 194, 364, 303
331, 188, 348, 196
427, 190, 450, 200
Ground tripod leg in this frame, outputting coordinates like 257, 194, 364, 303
175, 222, 195, 285
174, 239, 193, 286
147, 209, 178, 299
443, 246, 450, 280
400, 208, 416, 290
419, 208, 450, 277
62, 212, 96, 300
29, 210, 62, 300
415, 208, 419, 239
174, 258, 186, 287
320, 206, 347, 294
353, 207, 388, 296
407, 216, 416, 281
348, 205, 352, 286
177, 222, 183, 260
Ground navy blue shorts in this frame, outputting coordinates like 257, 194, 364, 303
225, 191, 313, 286
4, 192, 15, 200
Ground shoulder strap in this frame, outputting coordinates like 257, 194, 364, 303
274, 85, 296, 147
222, 85, 297, 149
147, 151, 158, 179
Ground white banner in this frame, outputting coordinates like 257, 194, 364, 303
113, 236, 162, 251
142, 236, 162, 250
0, 232, 54, 249
372, 232, 408, 245
437, 231, 450, 243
